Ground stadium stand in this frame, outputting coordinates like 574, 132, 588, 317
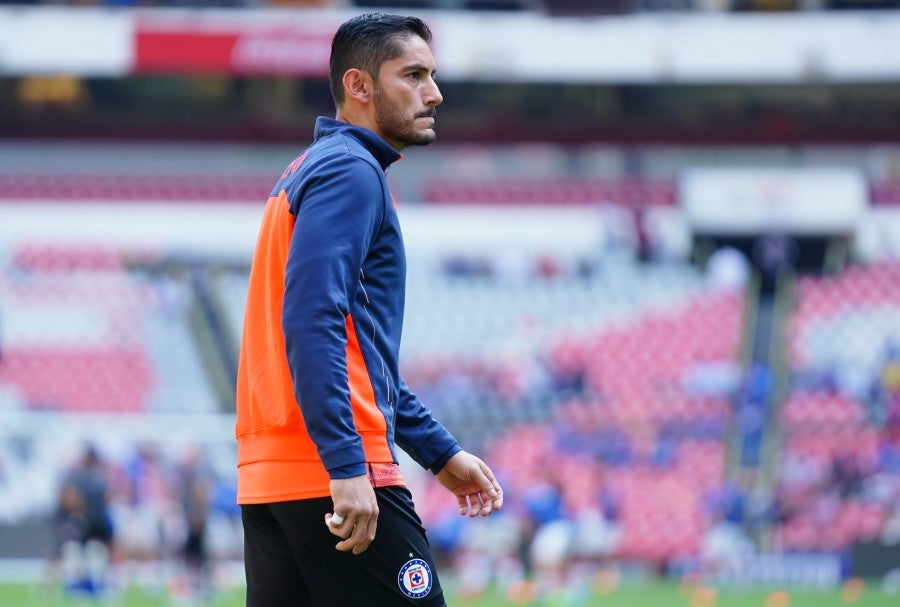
769, 262, 900, 553
422, 177, 676, 207
396, 242, 747, 570
0, 173, 274, 203
0, 244, 220, 414
2, 144, 900, 592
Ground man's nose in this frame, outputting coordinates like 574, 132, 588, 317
425, 78, 443, 107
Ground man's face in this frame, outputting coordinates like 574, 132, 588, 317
371, 35, 443, 150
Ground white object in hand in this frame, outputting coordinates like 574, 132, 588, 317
328, 513, 345, 526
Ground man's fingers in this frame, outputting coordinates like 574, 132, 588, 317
476, 462, 504, 511
353, 515, 378, 555
473, 461, 500, 499
333, 514, 378, 555
470, 493, 485, 517
456, 489, 503, 518
325, 513, 350, 538
457, 493, 484, 517
326, 512, 345, 529
489, 485, 504, 511
456, 494, 468, 516
325, 515, 350, 541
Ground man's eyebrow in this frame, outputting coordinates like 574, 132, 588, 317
402, 63, 437, 74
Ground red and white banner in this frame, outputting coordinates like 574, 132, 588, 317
134, 16, 338, 76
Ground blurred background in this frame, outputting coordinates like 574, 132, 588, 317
1, 0, 900, 605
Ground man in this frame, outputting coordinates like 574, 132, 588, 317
54, 445, 114, 598
235, 12, 504, 607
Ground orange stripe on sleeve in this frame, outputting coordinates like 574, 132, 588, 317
344, 314, 393, 463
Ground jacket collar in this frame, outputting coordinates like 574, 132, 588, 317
314, 116, 402, 171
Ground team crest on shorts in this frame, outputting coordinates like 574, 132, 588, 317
398, 558, 432, 599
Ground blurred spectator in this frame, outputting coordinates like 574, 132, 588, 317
452, 509, 526, 599
752, 231, 798, 294
112, 443, 172, 591
53, 444, 114, 598
706, 246, 750, 291
701, 478, 762, 565
829, 450, 865, 498
522, 467, 572, 599
699, 513, 755, 577
881, 342, 900, 393
875, 341, 900, 426
570, 502, 622, 567
170, 447, 214, 602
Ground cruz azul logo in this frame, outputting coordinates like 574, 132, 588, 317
398, 558, 432, 599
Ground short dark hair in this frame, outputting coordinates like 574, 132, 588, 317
329, 12, 432, 108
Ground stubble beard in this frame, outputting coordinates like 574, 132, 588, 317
373, 86, 436, 148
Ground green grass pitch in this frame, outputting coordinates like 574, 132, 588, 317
0, 578, 896, 607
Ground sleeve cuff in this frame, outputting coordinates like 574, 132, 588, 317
429, 444, 461, 474
327, 462, 369, 479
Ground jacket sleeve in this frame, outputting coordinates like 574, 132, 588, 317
394, 377, 460, 473
282, 156, 383, 479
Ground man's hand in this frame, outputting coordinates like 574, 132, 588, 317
435, 451, 504, 517
326, 475, 378, 555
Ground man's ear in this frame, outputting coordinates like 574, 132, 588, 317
343, 68, 372, 104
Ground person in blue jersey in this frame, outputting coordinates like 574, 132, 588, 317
236, 12, 504, 607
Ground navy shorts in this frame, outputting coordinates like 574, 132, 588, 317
241, 485, 447, 607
